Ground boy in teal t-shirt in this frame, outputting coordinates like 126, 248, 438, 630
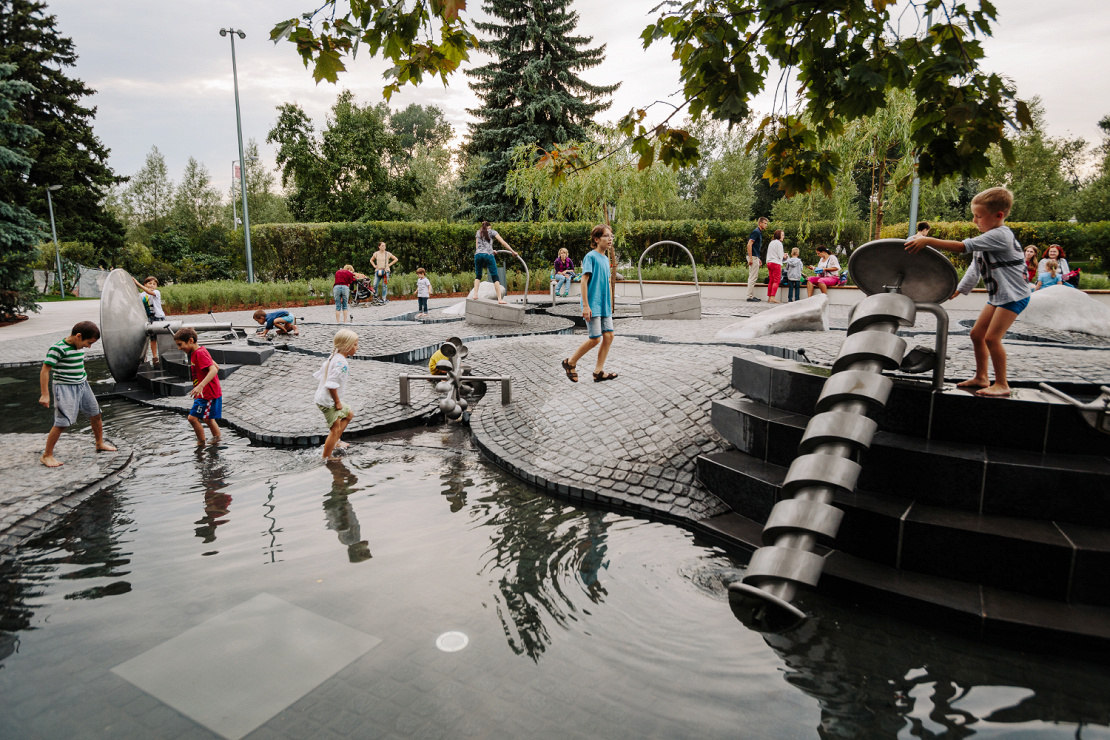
561, 225, 619, 383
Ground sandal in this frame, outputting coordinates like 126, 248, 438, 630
562, 358, 578, 383
593, 371, 618, 382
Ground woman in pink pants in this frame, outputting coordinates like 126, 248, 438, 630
806, 245, 841, 297
765, 229, 785, 303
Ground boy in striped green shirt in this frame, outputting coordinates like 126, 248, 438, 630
38, 321, 117, 467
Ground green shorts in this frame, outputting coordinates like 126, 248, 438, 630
318, 402, 352, 428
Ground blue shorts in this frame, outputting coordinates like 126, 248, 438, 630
588, 315, 614, 339
996, 297, 1030, 315
190, 397, 222, 420
475, 253, 499, 282
333, 284, 349, 311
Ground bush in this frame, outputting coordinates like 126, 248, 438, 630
881, 221, 1110, 270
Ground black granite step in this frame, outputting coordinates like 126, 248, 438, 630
696, 510, 1110, 657
730, 353, 1109, 456
696, 449, 1110, 606
711, 396, 1110, 526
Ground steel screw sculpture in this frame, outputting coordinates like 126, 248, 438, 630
399, 337, 511, 419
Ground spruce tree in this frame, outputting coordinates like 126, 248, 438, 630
462, 0, 618, 221
0, 63, 43, 319
0, 0, 126, 263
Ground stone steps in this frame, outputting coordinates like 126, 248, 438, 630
696, 448, 1110, 607
711, 396, 1110, 526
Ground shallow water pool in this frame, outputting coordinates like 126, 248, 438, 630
1, 366, 1109, 740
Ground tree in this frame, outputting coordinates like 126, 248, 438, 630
0, 0, 126, 262
273, 1, 1030, 200
0, 62, 42, 318
460, 0, 619, 221
389, 103, 452, 154
675, 118, 757, 221
223, 139, 292, 227
122, 146, 174, 237
172, 157, 222, 237
267, 91, 420, 222
1076, 115, 1110, 223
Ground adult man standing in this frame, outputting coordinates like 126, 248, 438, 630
370, 242, 399, 303
747, 217, 769, 302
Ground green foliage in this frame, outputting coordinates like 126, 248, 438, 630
880, 221, 1110, 270
160, 278, 335, 315
0, 0, 126, 263
460, 0, 619, 221
119, 145, 174, 238
0, 62, 42, 318
222, 139, 293, 228
267, 91, 420, 222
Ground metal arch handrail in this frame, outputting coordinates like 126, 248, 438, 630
494, 249, 530, 304
637, 241, 699, 300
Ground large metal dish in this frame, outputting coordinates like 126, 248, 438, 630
847, 238, 959, 304
100, 268, 149, 381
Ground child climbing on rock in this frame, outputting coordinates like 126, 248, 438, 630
314, 329, 359, 460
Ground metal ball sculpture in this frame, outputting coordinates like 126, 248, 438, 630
398, 336, 512, 421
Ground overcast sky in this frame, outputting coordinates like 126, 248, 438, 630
44, 0, 1110, 195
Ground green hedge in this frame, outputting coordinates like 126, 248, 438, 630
881, 221, 1110, 269
241, 219, 872, 281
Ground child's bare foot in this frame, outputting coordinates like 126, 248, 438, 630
196, 439, 207, 447
976, 384, 1012, 397
40, 454, 62, 468
96, 441, 117, 452
956, 378, 989, 390
209, 435, 222, 444
336, 441, 350, 449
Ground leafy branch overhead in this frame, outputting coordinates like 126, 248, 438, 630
273, 0, 1031, 196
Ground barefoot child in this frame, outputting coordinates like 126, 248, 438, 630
314, 329, 359, 460
134, 276, 166, 364
38, 321, 118, 467
905, 186, 1028, 397
253, 308, 299, 336
174, 327, 223, 444
561, 224, 618, 383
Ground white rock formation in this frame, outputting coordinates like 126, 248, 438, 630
715, 295, 829, 339
443, 281, 499, 316
1021, 284, 1110, 338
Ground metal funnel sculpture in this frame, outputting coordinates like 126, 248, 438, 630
398, 337, 512, 420
729, 239, 958, 633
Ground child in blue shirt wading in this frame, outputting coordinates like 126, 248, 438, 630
561, 225, 618, 383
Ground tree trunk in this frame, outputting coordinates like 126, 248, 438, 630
874, 155, 888, 240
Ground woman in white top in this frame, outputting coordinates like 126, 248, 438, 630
806, 245, 841, 297
1037, 245, 1069, 283
765, 229, 785, 303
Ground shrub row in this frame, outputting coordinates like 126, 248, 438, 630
881, 221, 1109, 268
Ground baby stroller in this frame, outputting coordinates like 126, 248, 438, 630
350, 276, 383, 307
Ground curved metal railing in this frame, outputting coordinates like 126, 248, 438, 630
495, 249, 530, 304
637, 241, 700, 300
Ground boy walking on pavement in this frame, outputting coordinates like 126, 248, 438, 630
174, 327, 223, 444
561, 224, 618, 383
905, 187, 1027, 398
747, 217, 769, 301
38, 321, 117, 467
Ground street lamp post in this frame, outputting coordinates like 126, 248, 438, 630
45, 184, 63, 297
220, 27, 255, 283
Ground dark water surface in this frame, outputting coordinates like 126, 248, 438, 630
1, 364, 1108, 740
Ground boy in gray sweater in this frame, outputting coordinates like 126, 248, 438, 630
905, 187, 1027, 397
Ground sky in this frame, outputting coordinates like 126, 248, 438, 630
43, 0, 1110, 196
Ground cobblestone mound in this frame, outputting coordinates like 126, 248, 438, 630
462, 334, 743, 523
0, 434, 133, 556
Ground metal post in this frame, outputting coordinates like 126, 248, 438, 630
907, 173, 921, 239
501, 376, 511, 405
399, 375, 410, 405
232, 161, 238, 229
46, 186, 63, 297
223, 28, 254, 283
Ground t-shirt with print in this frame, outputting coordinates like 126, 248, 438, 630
44, 338, 87, 385
957, 226, 1029, 306
144, 288, 165, 319
416, 277, 431, 298
748, 227, 763, 260
580, 248, 612, 318
313, 353, 350, 407
189, 346, 222, 399
475, 229, 499, 255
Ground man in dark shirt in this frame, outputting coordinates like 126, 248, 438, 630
747, 217, 769, 301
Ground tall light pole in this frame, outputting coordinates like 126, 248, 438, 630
45, 184, 63, 297
220, 27, 255, 283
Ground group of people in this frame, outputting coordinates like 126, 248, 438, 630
1023, 243, 1078, 291
332, 242, 402, 323
743, 217, 846, 303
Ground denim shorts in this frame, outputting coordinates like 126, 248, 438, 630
333, 284, 350, 311
52, 381, 100, 427
190, 397, 222, 420
588, 315, 614, 338
997, 297, 1030, 315
475, 252, 499, 282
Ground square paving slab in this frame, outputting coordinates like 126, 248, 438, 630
111, 592, 381, 740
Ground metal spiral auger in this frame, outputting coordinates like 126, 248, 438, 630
729, 238, 959, 633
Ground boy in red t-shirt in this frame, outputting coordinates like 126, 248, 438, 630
174, 327, 223, 445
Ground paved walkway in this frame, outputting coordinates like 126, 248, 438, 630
0, 298, 101, 342
0, 434, 133, 556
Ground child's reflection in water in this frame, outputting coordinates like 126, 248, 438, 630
195, 454, 232, 545
324, 460, 371, 563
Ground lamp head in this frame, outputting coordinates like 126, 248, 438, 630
219, 28, 227, 37
48, 184, 62, 191
237, 31, 245, 39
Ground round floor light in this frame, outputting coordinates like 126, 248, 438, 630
435, 631, 469, 652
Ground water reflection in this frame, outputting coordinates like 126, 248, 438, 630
476, 490, 612, 661
439, 452, 472, 512
739, 595, 1110, 738
323, 460, 371, 563
193, 449, 233, 547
